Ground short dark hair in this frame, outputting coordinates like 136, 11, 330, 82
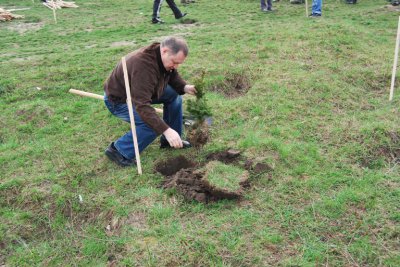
161, 37, 188, 56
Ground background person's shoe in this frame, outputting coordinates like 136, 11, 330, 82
152, 18, 164, 24
105, 142, 135, 167
176, 13, 187, 19
262, 8, 275, 12
309, 13, 321, 17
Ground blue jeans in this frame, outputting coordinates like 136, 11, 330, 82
312, 0, 322, 15
260, 0, 272, 10
104, 85, 183, 160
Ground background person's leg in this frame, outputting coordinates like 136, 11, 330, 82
267, 0, 272, 10
152, 0, 165, 23
165, 0, 185, 19
312, 0, 322, 15
261, 0, 266, 10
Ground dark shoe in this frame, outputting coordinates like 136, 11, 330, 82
176, 13, 187, 19
160, 139, 192, 149
105, 142, 135, 167
309, 13, 321, 17
152, 17, 164, 24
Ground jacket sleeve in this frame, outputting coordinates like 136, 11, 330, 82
168, 70, 187, 95
129, 64, 169, 135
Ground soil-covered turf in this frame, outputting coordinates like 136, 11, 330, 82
202, 161, 245, 192
1, 0, 400, 266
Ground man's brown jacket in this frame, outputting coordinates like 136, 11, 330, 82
104, 43, 187, 135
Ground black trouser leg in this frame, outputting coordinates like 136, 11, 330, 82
152, 0, 162, 19
166, 0, 183, 18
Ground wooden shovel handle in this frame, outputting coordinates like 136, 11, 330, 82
69, 88, 163, 113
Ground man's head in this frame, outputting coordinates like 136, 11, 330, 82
160, 37, 188, 71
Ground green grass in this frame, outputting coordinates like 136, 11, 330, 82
1, 0, 400, 266
203, 161, 245, 191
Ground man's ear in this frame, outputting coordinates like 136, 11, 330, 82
161, 46, 169, 55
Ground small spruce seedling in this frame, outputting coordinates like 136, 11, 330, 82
187, 71, 212, 125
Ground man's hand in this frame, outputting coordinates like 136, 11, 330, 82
163, 128, 183, 148
184, 84, 197, 95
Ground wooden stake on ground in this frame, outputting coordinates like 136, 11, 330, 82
121, 56, 142, 174
51, 0, 57, 23
305, 0, 309, 17
69, 89, 104, 100
68, 88, 163, 113
390, 16, 400, 101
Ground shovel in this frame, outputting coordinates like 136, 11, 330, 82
183, 114, 213, 126
69, 89, 212, 124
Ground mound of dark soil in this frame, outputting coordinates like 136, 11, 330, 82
186, 122, 210, 147
206, 149, 242, 164
156, 149, 273, 203
163, 166, 248, 203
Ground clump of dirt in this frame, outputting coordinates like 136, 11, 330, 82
186, 121, 210, 147
206, 149, 242, 164
156, 149, 273, 203
244, 160, 273, 175
181, 18, 196, 24
164, 168, 207, 202
210, 72, 251, 98
163, 165, 248, 203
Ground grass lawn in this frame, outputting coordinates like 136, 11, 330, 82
1, 0, 399, 265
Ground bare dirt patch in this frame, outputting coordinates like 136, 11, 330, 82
6, 22, 44, 34
244, 160, 273, 175
156, 149, 273, 203
359, 130, 400, 168
171, 19, 197, 30
210, 72, 251, 98
16, 105, 54, 128
181, 18, 196, 24
363, 73, 395, 93
125, 212, 147, 230
110, 40, 135, 48
105, 212, 147, 236
385, 4, 400, 12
